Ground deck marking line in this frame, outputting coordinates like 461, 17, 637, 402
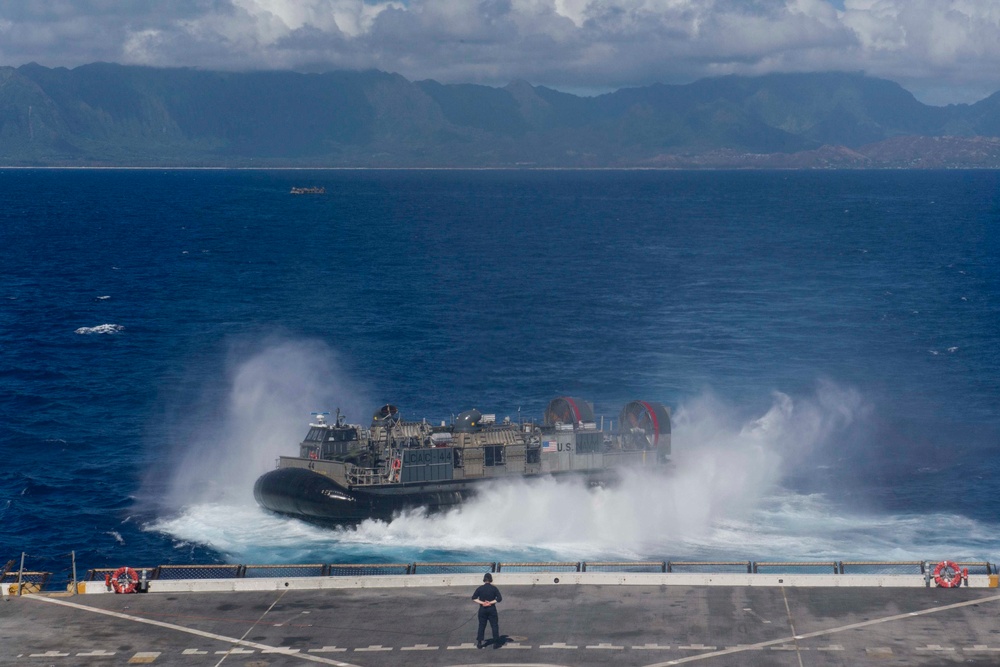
29, 651, 69, 657
648, 593, 1000, 667
401, 644, 439, 651
78, 649, 117, 656
182, 649, 208, 655
214, 588, 286, 667
128, 652, 160, 664
23, 595, 363, 667
781, 587, 805, 667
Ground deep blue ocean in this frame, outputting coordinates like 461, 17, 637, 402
2, 169, 998, 583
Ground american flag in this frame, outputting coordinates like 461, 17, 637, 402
542, 440, 558, 453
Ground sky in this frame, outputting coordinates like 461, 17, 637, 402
1, 0, 1000, 105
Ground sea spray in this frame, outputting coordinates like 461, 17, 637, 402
154, 337, 371, 511
149, 381, 935, 563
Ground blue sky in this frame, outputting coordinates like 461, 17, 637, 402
1, 0, 998, 104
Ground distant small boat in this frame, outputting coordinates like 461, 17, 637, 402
290, 187, 326, 195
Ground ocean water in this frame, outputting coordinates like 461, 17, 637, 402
1, 168, 998, 581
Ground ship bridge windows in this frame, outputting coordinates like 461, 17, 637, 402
305, 428, 326, 442
327, 429, 357, 443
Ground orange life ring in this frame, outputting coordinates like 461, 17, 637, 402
933, 560, 963, 588
111, 566, 139, 594
392, 459, 401, 470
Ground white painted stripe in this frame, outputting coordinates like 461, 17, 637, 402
401, 644, 438, 651
502, 642, 531, 649
308, 647, 347, 653
632, 644, 670, 649
446, 643, 478, 650
215, 649, 253, 655
678, 644, 716, 650
29, 651, 69, 657
354, 645, 391, 652
182, 649, 207, 655
24, 596, 363, 667
77, 650, 116, 656
540, 642, 578, 649
586, 643, 623, 649
648, 593, 1000, 666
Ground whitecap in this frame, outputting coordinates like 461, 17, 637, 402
95, 295, 111, 301
947, 347, 958, 353
107, 531, 125, 545
75, 324, 124, 335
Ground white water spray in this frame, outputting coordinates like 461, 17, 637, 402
153, 375, 964, 563
159, 338, 370, 510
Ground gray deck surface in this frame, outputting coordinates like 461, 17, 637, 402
3, 585, 1000, 666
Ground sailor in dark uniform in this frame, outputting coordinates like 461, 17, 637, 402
471, 572, 502, 649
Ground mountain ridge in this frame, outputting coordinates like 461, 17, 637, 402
2, 63, 1000, 168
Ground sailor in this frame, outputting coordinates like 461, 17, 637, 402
471, 572, 502, 649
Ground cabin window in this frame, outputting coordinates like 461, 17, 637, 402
305, 428, 325, 442
484, 445, 505, 467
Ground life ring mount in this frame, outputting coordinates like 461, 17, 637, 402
933, 560, 964, 588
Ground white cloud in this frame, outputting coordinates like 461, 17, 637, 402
2, 0, 1000, 103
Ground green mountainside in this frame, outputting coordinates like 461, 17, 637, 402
2, 63, 999, 168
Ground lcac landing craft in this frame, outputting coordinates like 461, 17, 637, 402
254, 397, 671, 522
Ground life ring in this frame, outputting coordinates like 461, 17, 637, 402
111, 566, 139, 594
933, 560, 963, 588
392, 459, 401, 470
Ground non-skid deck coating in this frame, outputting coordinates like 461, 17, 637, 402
3, 585, 1000, 666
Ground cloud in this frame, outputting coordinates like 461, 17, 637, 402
1, 0, 1000, 103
